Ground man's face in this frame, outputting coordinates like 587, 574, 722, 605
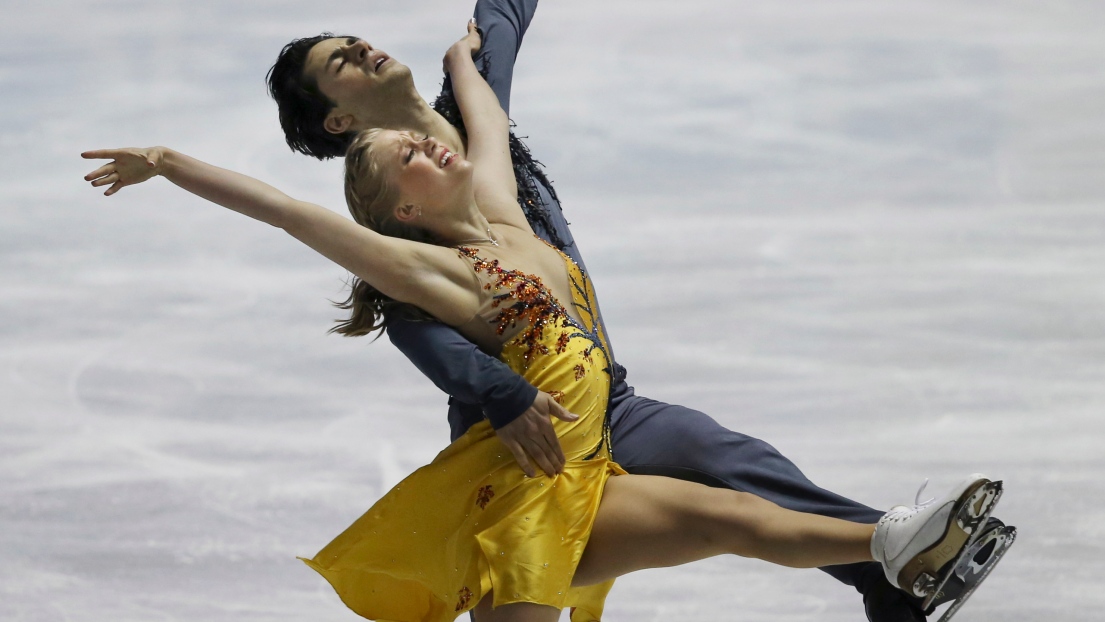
302, 37, 409, 130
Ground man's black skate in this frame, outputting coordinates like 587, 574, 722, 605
922, 520, 1017, 621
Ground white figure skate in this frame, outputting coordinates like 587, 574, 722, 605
871, 473, 1003, 611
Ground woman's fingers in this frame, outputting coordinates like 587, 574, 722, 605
89, 172, 117, 188
104, 180, 124, 196
465, 19, 481, 51
84, 163, 115, 182
81, 149, 122, 160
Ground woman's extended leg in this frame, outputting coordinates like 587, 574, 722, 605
573, 473, 875, 587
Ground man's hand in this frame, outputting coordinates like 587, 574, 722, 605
495, 391, 579, 477
444, 19, 482, 73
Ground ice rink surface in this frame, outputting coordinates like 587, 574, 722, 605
3, 1, 1104, 620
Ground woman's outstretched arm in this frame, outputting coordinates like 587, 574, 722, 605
81, 147, 480, 325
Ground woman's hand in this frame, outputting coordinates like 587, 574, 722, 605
443, 19, 482, 73
81, 147, 165, 196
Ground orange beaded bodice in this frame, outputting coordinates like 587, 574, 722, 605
457, 244, 614, 461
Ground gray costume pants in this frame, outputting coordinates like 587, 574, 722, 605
607, 374, 884, 588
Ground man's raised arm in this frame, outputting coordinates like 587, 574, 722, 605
472, 0, 538, 114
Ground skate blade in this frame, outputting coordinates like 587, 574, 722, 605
916, 480, 1004, 608
923, 521, 1016, 613
934, 525, 1017, 622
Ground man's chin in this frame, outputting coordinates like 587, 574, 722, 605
380, 59, 411, 78
381, 63, 418, 95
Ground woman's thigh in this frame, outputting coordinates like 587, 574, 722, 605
467, 477, 734, 620
471, 592, 560, 622
574, 473, 875, 587
572, 473, 769, 587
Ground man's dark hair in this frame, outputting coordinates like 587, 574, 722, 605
266, 33, 357, 160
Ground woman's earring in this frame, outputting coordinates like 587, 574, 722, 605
417, 206, 423, 217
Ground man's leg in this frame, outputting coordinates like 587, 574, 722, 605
607, 385, 924, 621
609, 390, 880, 581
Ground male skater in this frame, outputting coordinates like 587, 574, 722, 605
265, 2, 1009, 619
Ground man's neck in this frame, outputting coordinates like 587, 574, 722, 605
408, 102, 466, 156
356, 95, 466, 156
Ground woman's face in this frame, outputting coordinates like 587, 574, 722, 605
372, 129, 472, 216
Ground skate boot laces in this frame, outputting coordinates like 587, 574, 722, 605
886, 478, 937, 521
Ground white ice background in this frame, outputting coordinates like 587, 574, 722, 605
2, 1, 1104, 620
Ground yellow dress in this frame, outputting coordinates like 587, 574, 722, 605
301, 245, 625, 622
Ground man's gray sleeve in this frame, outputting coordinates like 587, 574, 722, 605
473, 0, 539, 114
387, 320, 538, 427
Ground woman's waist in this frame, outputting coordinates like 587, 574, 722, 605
450, 405, 609, 464
503, 340, 610, 402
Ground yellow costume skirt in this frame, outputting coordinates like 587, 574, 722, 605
304, 245, 623, 621
301, 419, 624, 622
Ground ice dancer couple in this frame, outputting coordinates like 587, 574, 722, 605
82, 3, 1013, 621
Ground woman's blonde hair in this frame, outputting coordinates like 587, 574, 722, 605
331, 129, 435, 337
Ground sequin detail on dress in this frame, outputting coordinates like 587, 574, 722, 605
476, 485, 495, 510
457, 246, 607, 376
455, 587, 474, 612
